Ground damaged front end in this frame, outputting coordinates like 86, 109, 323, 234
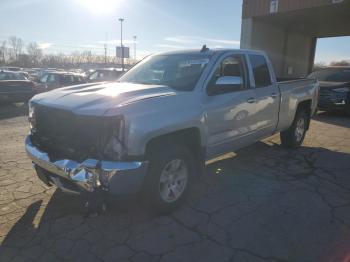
26, 104, 148, 195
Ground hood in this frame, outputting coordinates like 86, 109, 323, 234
319, 81, 350, 90
31, 82, 177, 116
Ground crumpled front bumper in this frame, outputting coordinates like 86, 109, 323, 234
25, 136, 148, 195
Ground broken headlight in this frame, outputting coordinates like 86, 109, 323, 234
101, 117, 126, 161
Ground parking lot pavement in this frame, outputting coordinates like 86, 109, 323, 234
0, 104, 349, 262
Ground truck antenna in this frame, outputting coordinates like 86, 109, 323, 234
200, 45, 209, 52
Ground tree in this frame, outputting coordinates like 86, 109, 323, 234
330, 60, 350, 66
0, 40, 7, 64
8, 36, 23, 64
27, 42, 43, 66
313, 62, 326, 72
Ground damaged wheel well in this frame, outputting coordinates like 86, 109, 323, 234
145, 128, 205, 175
146, 128, 202, 156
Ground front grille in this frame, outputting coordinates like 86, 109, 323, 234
32, 105, 115, 161
319, 89, 332, 99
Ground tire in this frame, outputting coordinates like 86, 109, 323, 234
142, 144, 195, 214
280, 109, 309, 148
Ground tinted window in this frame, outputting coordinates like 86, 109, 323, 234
0, 72, 11, 80
0, 72, 25, 80
249, 55, 271, 88
88, 71, 99, 80
47, 74, 58, 83
40, 74, 49, 83
62, 75, 75, 84
74, 76, 82, 82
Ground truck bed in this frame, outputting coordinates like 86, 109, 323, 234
276, 77, 319, 132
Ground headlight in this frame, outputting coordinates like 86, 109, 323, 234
102, 117, 126, 161
333, 87, 349, 93
28, 102, 37, 133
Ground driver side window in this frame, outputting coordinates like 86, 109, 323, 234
207, 55, 247, 95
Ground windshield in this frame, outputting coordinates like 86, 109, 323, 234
0, 72, 26, 80
309, 68, 350, 82
118, 54, 212, 91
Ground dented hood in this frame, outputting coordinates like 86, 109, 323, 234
31, 82, 177, 116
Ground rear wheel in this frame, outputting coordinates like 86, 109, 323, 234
142, 144, 195, 213
280, 109, 309, 148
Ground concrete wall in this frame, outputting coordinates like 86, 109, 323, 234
241, 19, 285, 76
241, 1, 349, 78
241, 18, 315, 77
283, 32, 315, 77
242, 0, 346, 19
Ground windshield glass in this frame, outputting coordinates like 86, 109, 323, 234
309, 68, 350, 82
0, 72, 26, 80
118, 53, 212, 91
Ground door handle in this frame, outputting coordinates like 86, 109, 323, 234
270, 93, 278, 99
247, 98, 256, 103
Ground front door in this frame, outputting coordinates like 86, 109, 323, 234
205, 54, 257, 159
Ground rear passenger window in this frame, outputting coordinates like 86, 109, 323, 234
48, 74, 57, 83
249, 55, 271, 88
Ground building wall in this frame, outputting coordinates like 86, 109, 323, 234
241, 0, 349, 77
242, 0, 343, 18
241, 19, 286, 76
283, 32, 315, 77
241, 18, 315, 77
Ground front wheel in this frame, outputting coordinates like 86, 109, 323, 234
280, 109, 309, 148
142, 144, 195, 213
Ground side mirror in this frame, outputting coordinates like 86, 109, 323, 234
208, 76, 243, 96
215, 76, 243, 86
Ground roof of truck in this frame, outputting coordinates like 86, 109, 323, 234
156, 48, 264, 56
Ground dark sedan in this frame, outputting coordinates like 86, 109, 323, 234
0, 70, 36, 104
309, 67, 350, 114
37, 72, 86, 92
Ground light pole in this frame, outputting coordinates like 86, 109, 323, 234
118, 18, 124, 71
133, 35, 137, 61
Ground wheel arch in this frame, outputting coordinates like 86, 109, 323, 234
296, 99, 312, 130
145, 127, 205, 176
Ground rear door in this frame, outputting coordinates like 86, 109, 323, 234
248, 54, 280, 137
205, 53, 257, 158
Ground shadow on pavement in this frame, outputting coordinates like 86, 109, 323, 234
313, 111, 350, 128
1, 142, 350, 261
0, 103, 28, 120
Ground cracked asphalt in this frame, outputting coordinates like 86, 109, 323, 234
0, 103, 350, 262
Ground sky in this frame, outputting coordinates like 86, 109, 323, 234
0, 0, 349, 64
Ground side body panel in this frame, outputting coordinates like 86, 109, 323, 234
276, 79, 319, 132
204, 89, 257, 158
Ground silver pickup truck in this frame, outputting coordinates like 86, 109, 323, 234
26, 48, 319, 212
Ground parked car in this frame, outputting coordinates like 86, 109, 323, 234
36, 69, 58, 80
17, 71, 30, 80
25, 69, 40, 82
309, 66, 350, 114
37, 71, 86, 91
26, 48, 319, 212
87, 68, 123, 82
0, 70, 35, 104
0, 66, 22, 72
